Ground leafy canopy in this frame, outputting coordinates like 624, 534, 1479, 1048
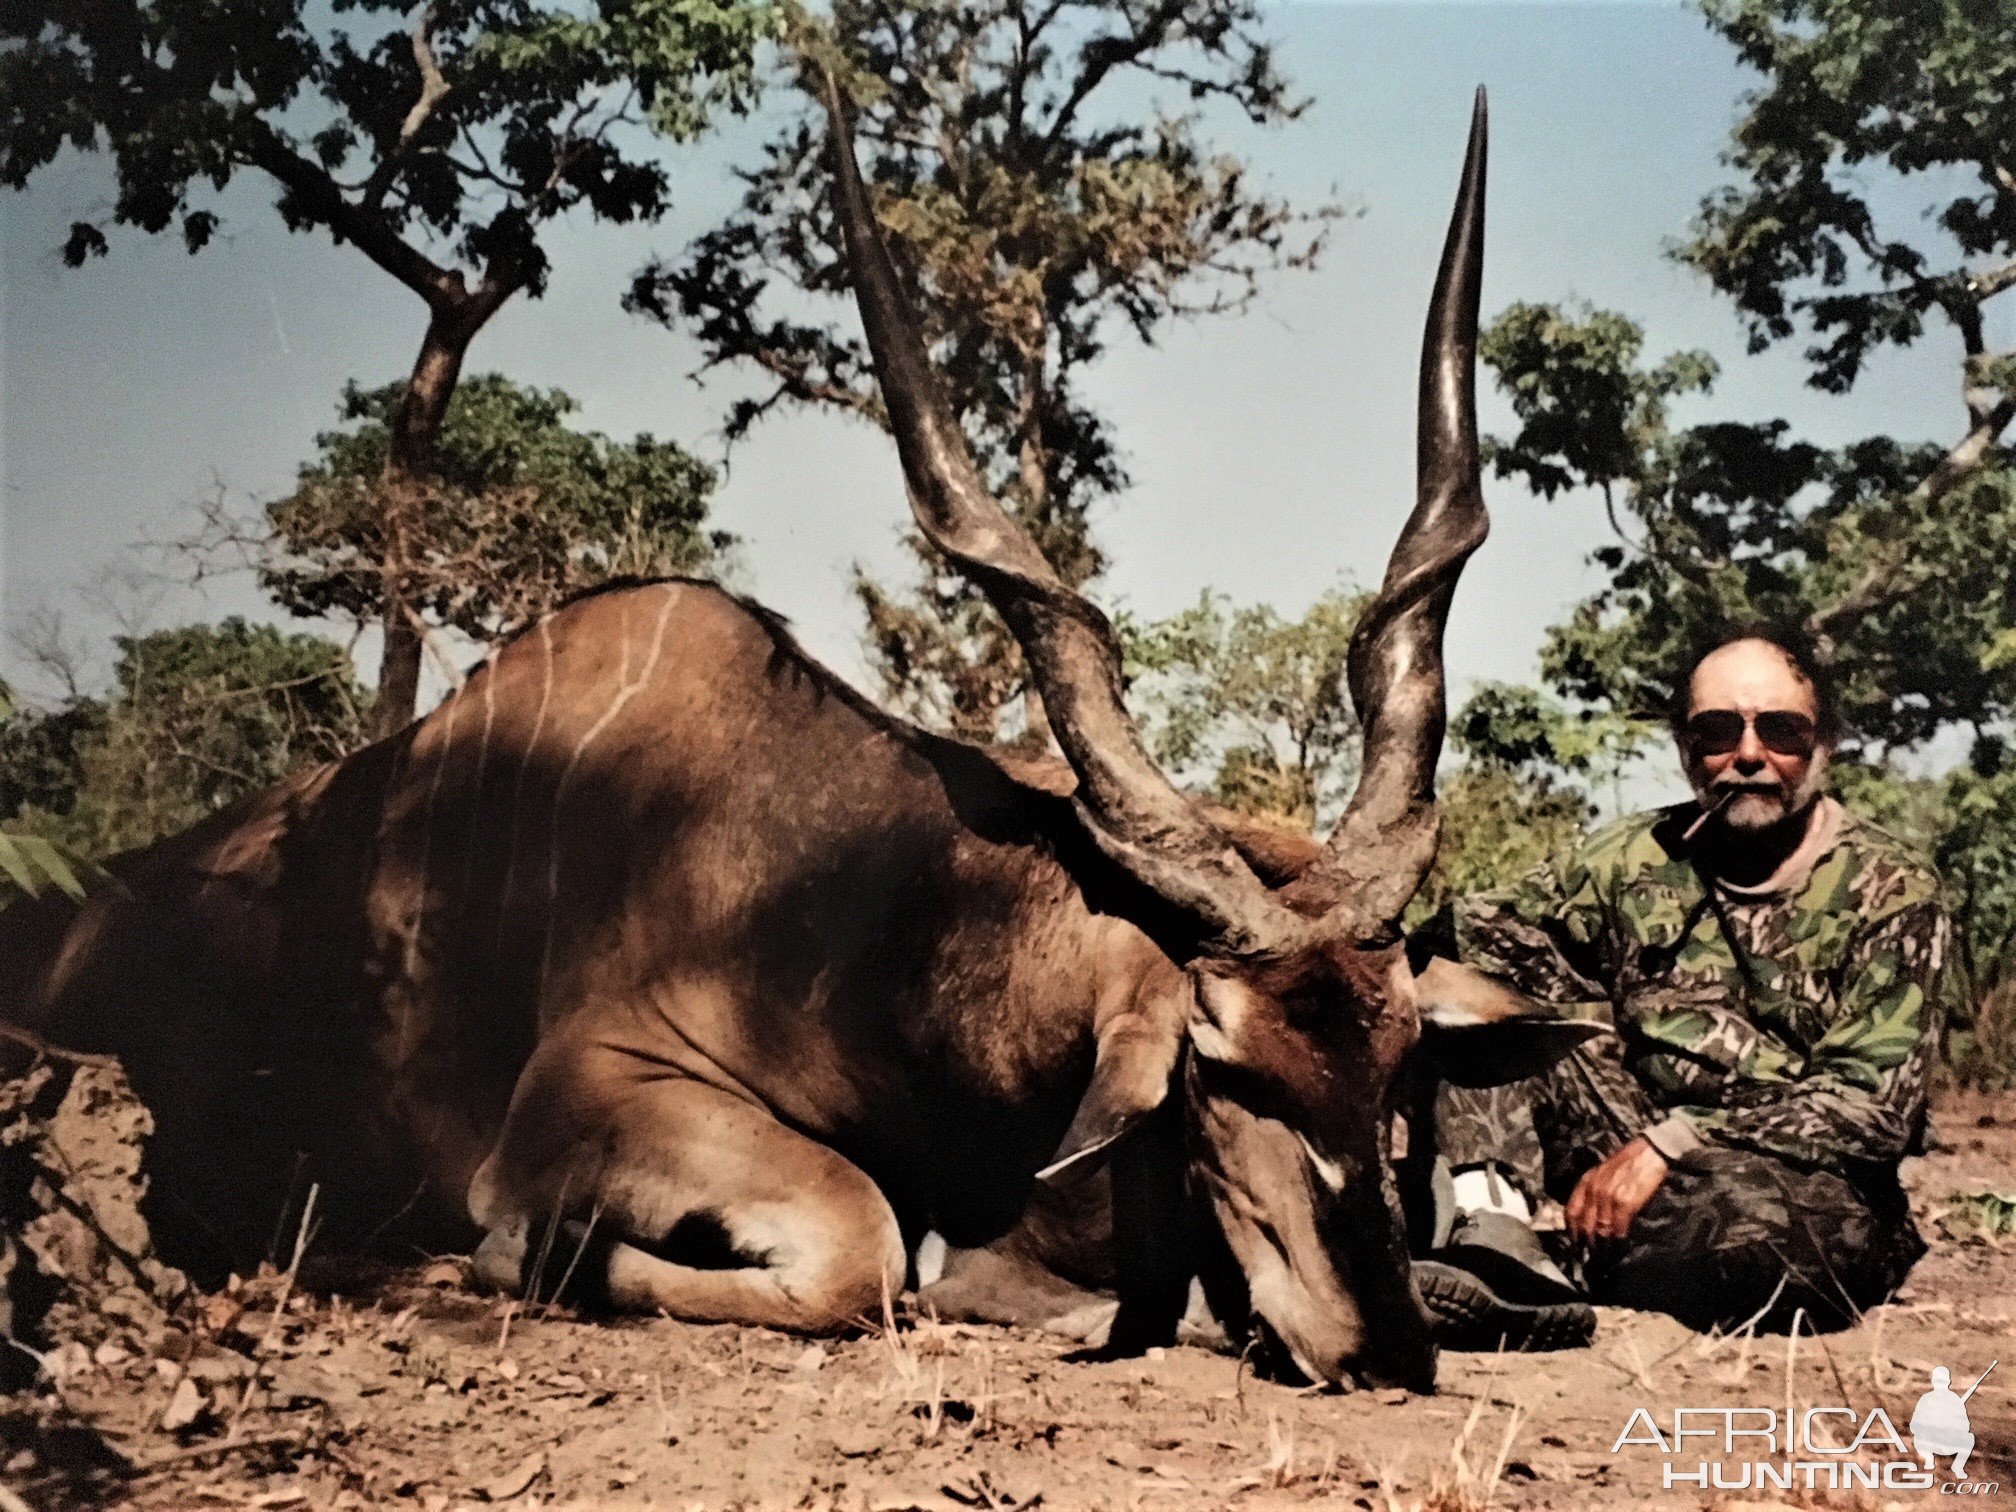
636, 0, 1331, 740
1, 619, 366, 862
243, 375, 729, 647
1485, 0, 2016, 747
1482, 302, 2016, 755
1685, 0, 2016, 392
1122, 586, 1367, 829
2, 0, 772, 297
1448, 680, 1651, 786
1117, 593, 1607, 923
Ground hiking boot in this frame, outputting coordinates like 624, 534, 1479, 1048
1415, 1210, 1595, 1352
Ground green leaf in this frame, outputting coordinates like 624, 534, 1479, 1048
0, 830, 109, 904
1943, 1189, 2016, 1240
0, 834, 39, 897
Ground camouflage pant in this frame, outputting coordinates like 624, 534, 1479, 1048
1434, 1037, 1925, 1334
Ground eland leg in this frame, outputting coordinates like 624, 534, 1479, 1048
922, 1112, 1202, 1353
469, 1039, 903, 1334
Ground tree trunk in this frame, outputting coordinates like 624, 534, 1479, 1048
372, 611, 426, 741
367, 305, 479, 741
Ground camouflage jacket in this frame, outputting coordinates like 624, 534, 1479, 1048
1454, 801, 1951, 1175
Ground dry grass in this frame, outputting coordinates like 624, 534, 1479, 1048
1378, 1396, 1527, 1512
1706, 1491, 1890, 1511
1225, 1409, 1348, 1495
1951, 976, 2016, 1087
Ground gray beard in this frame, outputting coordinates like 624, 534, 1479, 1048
1688, 754, 1829, 832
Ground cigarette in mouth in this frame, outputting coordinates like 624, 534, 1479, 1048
1682, 789, 1736, 843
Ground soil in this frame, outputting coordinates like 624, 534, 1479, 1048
5, 1087, 2013, 1511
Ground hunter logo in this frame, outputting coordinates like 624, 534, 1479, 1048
1613, 1360, 2000, 1496
1912, 1363, 1993, 1481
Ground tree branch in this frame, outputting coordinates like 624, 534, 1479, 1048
1807, 382, 2016, 649
239, 124, 462, 310
1598, 480, 1650, 557
1968, 257, 2016, 303
746, 347, 882, 420
1044, 0, 1188, 150
362, 0, 453, 210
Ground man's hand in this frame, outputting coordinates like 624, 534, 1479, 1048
1566, 1137, 1669, 1244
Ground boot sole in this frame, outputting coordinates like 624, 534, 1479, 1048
1414, 1260, 1596, 1353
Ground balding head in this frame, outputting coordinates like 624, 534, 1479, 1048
1688, 639, 1819, 724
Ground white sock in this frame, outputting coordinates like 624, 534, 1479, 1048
1451, 1165, 1533, 1223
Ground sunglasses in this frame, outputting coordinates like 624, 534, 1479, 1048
1684, 709, 1818, 758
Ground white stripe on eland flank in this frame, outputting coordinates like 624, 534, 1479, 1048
537, 584, 683, 1000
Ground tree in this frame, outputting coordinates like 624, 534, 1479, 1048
1476, 0, 2016, 743
1121, 586, 1366, 829
1412, 768, 1592, 928
2, 0, 771, 735
1932, 754, 2016, 1080
1, 620, 366, 861
1118, 593, 1613, 920
1447, 680, 1650, 798
0, 690, 108, 828
1681, 0, 2016, 664
0, 681, 105, 904
634, 0, 1331, 742
203, 374, 729, 662
1408, 682, 1636, 923
1481, 302, 2016, 755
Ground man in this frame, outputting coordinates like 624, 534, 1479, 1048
1415, 630, 1949, 1349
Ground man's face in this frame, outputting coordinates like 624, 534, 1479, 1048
1680, 640, 1829, 832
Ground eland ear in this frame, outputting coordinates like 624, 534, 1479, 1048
1036, 1016, 1181, 1185
1412, 956, 1612, 1089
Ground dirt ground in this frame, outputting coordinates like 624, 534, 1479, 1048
6, 1089, 2014, 1512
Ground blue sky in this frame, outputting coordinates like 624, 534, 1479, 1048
0, 1, 1974, 799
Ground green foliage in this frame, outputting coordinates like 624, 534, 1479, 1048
0, 698, 111, 823
0, 0, 771, 295
1485, 0, 2016, 747
1481, 302, 2016, 752
1684, 0, 2016, 391
1121, 586, 1367, 828
1118, 594, 1604, 910
1821, 758, 1947, 853
641, 0, 1332, 740
0, 681, 110, 904
5, 0, 772, 733
255, 375, 728, 645
1449, 680, 1653, 784
1483, 303, 1718, 503
1939, 755, 2016, 981
1412, 767, 1593, 928
1942, 1189, 2016, 1241
1, 620, 366, 862
1404, 682, 1621, 924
